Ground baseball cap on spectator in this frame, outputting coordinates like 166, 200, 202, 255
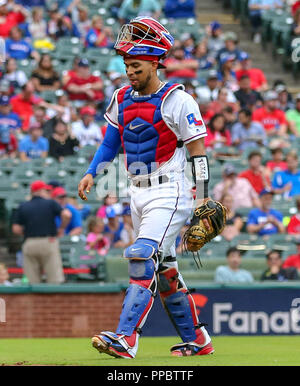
51, 187, 67, 198
207, 69, 218, 79
0, 79, 10, 92
196, 93, 211, 104
78, 58, 89, 67
275, 85, 287, 94
30, 180, 52, 193
47, 180, 63, 189
295, 93, 300, 101
0, 0, 7, 6
220, 54, 236, 65
223, 163, 237, 176
239, 51, 250, 61
259, 188, 274, 197
223, 31, 238, 42
80, 106, 96, 116
48, 3, 59, 12
106, 206, 116, 218
181, 32, 193, 41
210, 21, 221, 31
28, 122, 42, 131
109, 72, 122, 81
0, 95, 10, 105
264, 90, 278, 101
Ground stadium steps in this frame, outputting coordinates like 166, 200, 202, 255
198, 0, 299, 93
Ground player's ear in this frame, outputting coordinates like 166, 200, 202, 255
151, 61, 159, 71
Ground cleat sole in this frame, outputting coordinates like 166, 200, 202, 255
91, 335, 133, 359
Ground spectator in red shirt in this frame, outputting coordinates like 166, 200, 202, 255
204, 113, 231, 151
0, 0, 27, 38
10, 80, 44, 131
239, 150, 271, 194
62, 56, 80, 87
252, 90, 288, 136
282, 239, 300, 273
197, 95, 215, 126
292, 1, 300, 17
163, 45, 198, 80
64, 58, 104, 106
235, 52, 268, 92
287, 197, 300, 235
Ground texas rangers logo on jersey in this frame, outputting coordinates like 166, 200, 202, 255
186, 113, 203, 127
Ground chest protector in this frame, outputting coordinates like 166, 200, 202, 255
117, 82, 183, 175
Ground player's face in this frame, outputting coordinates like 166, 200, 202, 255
124, 58, 153, 92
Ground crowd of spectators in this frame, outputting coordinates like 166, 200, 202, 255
1, 0, 300, 284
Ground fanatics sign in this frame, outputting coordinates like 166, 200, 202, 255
143, 287, 300, 336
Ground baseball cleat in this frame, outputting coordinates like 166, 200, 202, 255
170, 341, 214, 357
92, 331, 138, 359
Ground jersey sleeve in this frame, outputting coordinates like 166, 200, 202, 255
162, 89, 207, 145
104, 89, 119, 128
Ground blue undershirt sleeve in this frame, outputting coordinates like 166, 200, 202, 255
84, 123, 122, 178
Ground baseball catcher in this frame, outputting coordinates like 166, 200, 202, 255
78, 16, 226, 360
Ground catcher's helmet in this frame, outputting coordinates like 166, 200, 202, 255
114, 16, 174, 60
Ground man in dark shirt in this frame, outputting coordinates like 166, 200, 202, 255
12, 180, 71, 283
234, 74, 263, 110
261, 250, 299, 281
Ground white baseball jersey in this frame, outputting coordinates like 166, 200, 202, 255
104, 83, 207, 258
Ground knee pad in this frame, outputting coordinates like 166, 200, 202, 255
158, 264, 183, 298
124, 238, 159, 293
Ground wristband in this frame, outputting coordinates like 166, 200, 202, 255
191, 155, 210, 198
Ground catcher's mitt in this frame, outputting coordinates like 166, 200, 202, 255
183, 199, 227, 253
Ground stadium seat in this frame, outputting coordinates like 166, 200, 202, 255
68, 245, 106, 281
266, 233, 298, 252
270, 17, 293, 60
104, 255, 128, 284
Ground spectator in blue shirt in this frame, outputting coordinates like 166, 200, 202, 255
246, 188, 285, 236
0, 95, 22, 134
84, 15, 114, 49
272, 150, 300, 198
231, 108, 267, 151
216, 32, 241, 69
18, 123, 49, 161
15, 0, 46, 7
163, 0, 195, 19
5, 26, 40, 61
214, 246, 254, 284
51, 186, 83, 236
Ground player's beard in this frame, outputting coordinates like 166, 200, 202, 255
131, 73, 152, 93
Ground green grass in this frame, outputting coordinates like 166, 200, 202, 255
0, 336, 300, 366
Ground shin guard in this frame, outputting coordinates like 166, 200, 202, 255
116, 239, 159, 337
158, 264, 210, 344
